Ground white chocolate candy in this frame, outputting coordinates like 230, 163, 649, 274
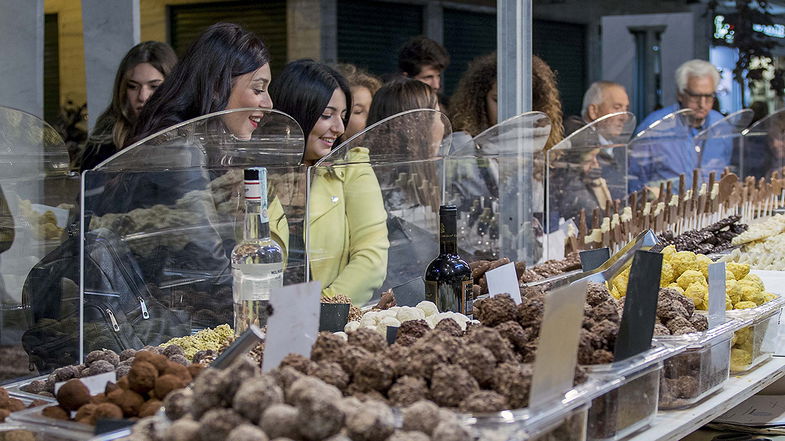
416, 301, 439, 317
344, 321, 361, 333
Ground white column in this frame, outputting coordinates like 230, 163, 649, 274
0, 0, 44, 117
81, 0, 140, 132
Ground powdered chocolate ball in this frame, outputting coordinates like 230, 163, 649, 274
456, 343, 497, 387
226, 424, 270, 441
134, 351, 168, 373
139, 399, 162, 418
654, 323, 671, 335
107, 388, 145, 417
42, 405, 69, 421
74, 403, 97, 425
337, 345, 372, 375
94, 402, 123, 420
163, 419, 201, 441
430, 364, 479, 407
57, 379, 91, 411
494, 320, 529, 350
199, 408, 249, 441
396, 342, 449, 380
311, 332, 347, 363
352, 356, 395, 392
127, 361, 158, 394
0, 388, 8, 408
492, 363, 533, 408
279, 353, 316, 374
466, 327, 516, 362
690, 314, 708, 331
592, 301, 620, 323
232, 376, 284, 424
83, 360, 115, 377
516, 293, 545, 328
217, 357, 260, 404
168, 355, 190, 366
434, 318, 463, 337
295, 391, 344, 441
307, 361, 349, 391
474, 294, 517, 326
402, 400, 440, 435
163, 387, 193, 420
119, 349, 136, 361
586, 282, 613, 307
287, 376, 342, 407
666, 316, 693, 334
154, 374, 186, 400
387, 431, 431, 441
398, 319, 430, 340
348, 327, 387, 353
51, 366, 80, 383
162, 361, 191, 381
270, 366, 305, 394
591, 349, 614, 364
162, 345, 185, 359
388, 376, 428, 407
432, 419, 472, 441
459, 390, 509, 413
345, 400, 395, 441
260, 404, 299, 439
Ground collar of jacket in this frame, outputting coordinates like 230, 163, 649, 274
308, 147, 371, 223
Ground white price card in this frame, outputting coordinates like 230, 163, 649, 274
708, 262, 727, 329
486, 262, 522, 304
262, 281, 321, 373
55, 371, 116, 395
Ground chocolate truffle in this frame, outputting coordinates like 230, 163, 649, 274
654, 323, 671, 335
107, 388, 145, 417
311, 332, 347, 363
591, 349, 615, 364
430, 364, 479, 408
116, 365, 132, 379
402, 400, 440, 435
134, 351, 168, 374
467, 327, 516, 363
388, 376, 428, 407
119, 349, 137, 362
279, 353, 316, 374
270, 366, 305, 394
199, 408, 249, 441
690, 314, 709, 331
434, 318, 463, 337
74, 403, 97, 425
42, 405, 70, 421
459, 390, 509, 413
586, 282, 613, 307
474, 294, 517, 327
193, 350, 218, 365
396, 342, 449, 380
86, 349, 120, 367
295, 392, 344, 441
387, 431, 431, 441
495, 320, 529, 350
138, 399, 162, 418
128, 361, 158, 394
666, 316, 693, 334
169, 355, 190, 367
348, 327, 387, 353
383, 344, 412, 377
162, 345, 185, 359
492, 363, 532, 408
345, 400, 395, 441
454, 343, 497, 387
163, 387, 193, 420
226, 424, 270, 441
162, 361, 191, 380
217, 357, 260, 404
0, 388, 8, 408
337, 345, 372, 375
307, 361, 349, 391
232, 376, 284, 424
57, 379, 91, 411
83, 360, 115, 377
163, 419, 201, 441
287, 376, 342, 407
352, 356, 395, 392
398, 320, 431, 340
154, 374, 186, 400
260, 404, 299, 439
432, 420, 472, 441
51, 366, 80, 383
592, 319, 619, 349
592, 300, 620, 323
94, 402, 123, 420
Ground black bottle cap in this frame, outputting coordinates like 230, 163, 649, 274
244, 168, 259, 180
439, 205, 457, 215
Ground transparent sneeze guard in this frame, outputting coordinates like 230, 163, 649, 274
545, 112, 636, 260
627, 108, 697, 195
0, 106, 79, 382
74, 108, 305, 363
444, 111, 551, 266
693, 109, 753, 182
738, 108, 785, 179
306, 109, 451, 307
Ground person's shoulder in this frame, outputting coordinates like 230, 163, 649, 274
564, 115, 586, 137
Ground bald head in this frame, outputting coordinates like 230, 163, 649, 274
581, 81, 629, 122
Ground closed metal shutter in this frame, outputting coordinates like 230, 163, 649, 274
336, 0, 423, 78
44, 13, 60, 124
169, 1, 287, 75
533, 19, 586, 118
443, 8, 496, 97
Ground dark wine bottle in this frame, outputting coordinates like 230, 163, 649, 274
425, 205, 473, 315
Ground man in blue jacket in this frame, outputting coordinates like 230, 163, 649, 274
629, 59, 727, 192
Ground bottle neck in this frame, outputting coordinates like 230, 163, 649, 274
439, 212, 458, 255
244, 201, 271, 240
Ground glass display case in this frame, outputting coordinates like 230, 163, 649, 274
307, 109, 452, 307
738, 108, 785, 179
692, 109, 753, 180
65, 108, 304, 364
545, 112, 636, 259
0, 106, 79, 382
444, 112, 551, 265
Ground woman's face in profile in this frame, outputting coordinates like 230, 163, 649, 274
344, 86, 372, 141
429, 104, 446, 156
486, 82, 498, 127
304, 88, 347, 164
126, 62, 164, 117
223, 64, 273, 140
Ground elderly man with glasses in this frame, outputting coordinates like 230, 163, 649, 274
629, 59, 728, 192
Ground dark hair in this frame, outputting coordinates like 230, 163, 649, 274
398, 36, 450, 76
88, 41, 177, 149
269, 59, 352, 141
127, 23, 270, 146
367, 78, 438, 127
449, 52, 496, 136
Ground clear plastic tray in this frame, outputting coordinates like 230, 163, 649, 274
459, 376, 618, 441
730, 307, 781, 373
7, 405, 94, 441
583, 344, 684, 441
2, 375, 54, 402
0, 394, 58, 441
654, 318, 745, 409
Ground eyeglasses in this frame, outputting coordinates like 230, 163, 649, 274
682, 89, 716, 103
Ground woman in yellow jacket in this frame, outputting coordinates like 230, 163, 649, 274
270, 59, 389, 306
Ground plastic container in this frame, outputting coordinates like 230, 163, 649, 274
584, 344, 684, 441
460, 376, 619, 441
7, 405, 94, 441
0, 394, 56, 441
2, 375, 55, 402
654, 318, 744, 409
726, 295, 785, 374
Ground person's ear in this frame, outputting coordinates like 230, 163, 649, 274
587, 104, 599, 121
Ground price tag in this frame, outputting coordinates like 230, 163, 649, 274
614, 250, 662, 362
55, 371, 116, 395
386, 326, 399, 345
530, 279, 588, 409
319, 303, 350, 332
486, 262, 522, 304
262, 281, 321, 373
708, 262, 727, 329
579, 248, 610, 272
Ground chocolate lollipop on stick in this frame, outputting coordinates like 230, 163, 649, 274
578, 209, 587, 248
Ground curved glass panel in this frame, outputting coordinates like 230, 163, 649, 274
444, 112, 551, 264
0, 107, 78, 380
67, 109, 305, 364
546, 112, 636, 258
627, 109, 696, 193
739, 108, 785, 179
694, 109, 753, 178
307, 109, 452, 307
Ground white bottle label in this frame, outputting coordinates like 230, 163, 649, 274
232, 262, 284, 301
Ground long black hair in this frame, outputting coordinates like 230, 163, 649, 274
269, 59, 352, 143
127, 22, 270, 146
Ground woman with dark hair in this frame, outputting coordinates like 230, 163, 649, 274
270, 59, 388, 305
77, 41, 177, 171
128, 22, 272, 145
